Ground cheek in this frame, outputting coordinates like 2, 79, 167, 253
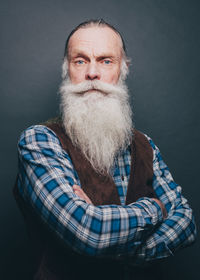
69, 67, 85, 84
102, 69, 120, 84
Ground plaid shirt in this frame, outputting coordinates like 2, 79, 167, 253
17, 125, 196, 262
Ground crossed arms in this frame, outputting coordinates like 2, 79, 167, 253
17, 125, 196, 262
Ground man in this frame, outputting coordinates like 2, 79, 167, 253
14, 19, 196, 280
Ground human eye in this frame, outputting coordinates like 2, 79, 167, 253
75, 59, 85, 65
103, 59, 112, 65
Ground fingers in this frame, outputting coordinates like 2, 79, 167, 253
72, 185, 93, 204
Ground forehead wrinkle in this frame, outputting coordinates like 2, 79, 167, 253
68, 26, 123, 59
69, 48, 121, 62
69, 46, 122, 62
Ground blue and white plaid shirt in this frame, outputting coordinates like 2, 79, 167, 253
17, 125, 196, 262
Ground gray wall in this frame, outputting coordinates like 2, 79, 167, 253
1, 0, 199, 279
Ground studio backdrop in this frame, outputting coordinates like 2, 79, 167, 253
0, 0, 199, 279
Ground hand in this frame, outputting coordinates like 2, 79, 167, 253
152, 198, 167, 219
72, 185, 93, 204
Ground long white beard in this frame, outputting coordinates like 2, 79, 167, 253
59, 79, 133, 174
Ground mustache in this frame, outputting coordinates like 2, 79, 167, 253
60, 79, 128, 97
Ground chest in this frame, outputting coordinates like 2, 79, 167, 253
45, 121, 156, 205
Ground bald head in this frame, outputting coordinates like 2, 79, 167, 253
68, 26, 123, 60
64, 19, 127, 59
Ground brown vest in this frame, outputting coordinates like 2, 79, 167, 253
44, 117, 156, 205
13, 118, 158, 280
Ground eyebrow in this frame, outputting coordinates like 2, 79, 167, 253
69, 51, 118, 61
96, 55, 116, 61
70, 52, 89, 61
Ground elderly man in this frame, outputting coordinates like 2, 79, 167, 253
14, 20, 196, 280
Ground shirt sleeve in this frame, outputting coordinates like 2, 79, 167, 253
17, 125, 164, 258
133, 136, 197, 263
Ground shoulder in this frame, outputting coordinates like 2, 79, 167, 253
134, 129, 156, 149
133, 129, 159, 161
18, 123, 63, 152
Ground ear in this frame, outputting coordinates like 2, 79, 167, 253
62, 58, 68, 79
120, 59, 130, 81
126, 59, 131, 68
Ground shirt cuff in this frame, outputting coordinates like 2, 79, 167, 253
136, 197, 163, 224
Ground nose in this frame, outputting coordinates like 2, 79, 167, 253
85, 63, 100, 81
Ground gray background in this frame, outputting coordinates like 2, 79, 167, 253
0, 0, 199, 279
